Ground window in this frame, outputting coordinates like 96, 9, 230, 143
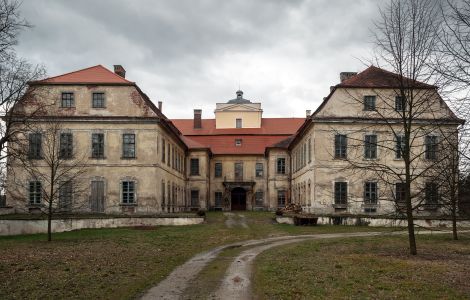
395, 135, 404, 159
395, 96, 406, 112
277, 190, 286, 207
334, 182, 347, 205
214, 162, 222, 178
122, 134, 135, 158
191, 190, 199, 207
334, 134, 347, 159
162, 139, 165, 163
364, 182, 377, 204
364, 95, 376, 111
255, 191, 264, 206
235, 139, 242, 146
59, 181, 73, 210
395, 183, 406, 203
308, 138, 312, 163
236, 118, 242, 128
92, 92, 105, 108
167, 146, 171, 166
425, 135, 438, 160
61, 92, 74, 108
161, 180, 165, 208
29, 181, 41, 205
59, 133, 73, 159
92, 133, 104, 158
215, 191, 223, 207
122, 181, 135, 204
190, 158, 199, 176
234, 162, 243, 180
255, 163, 263, 177
276, 158, 286, 174
28, 133, 42, 159
364, 134, 377, 159
425, 182, 439, 205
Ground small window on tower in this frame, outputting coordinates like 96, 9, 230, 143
235, 139, 242, 146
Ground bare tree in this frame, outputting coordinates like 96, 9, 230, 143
8, 119, 89, 241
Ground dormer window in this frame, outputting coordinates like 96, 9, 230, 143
236, 118, 242, 128
235, 139, 242, 146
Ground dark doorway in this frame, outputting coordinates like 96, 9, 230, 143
231, 187, 246, 210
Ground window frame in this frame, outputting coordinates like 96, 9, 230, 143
364, 181, 378, 205
190, 158, 200, 176
59, 180, 73, 211
334, 134, 347, 159
363, 95, 376, 111
395, 134, 404, 159
276, 157, 286, 174
255, 162, 264, 178
425, 135, 438, 160
28, 180, 42, 205
334, 182, 347, 205
121, 180, 136, 204
395, 182, 406, 203
28, 132, 42, 159
190, 189, 199, 207
215, 191, 223, 207
214, 162, 222, 178
122, 133, 136, 159
59, 132, 73, 159
92, 92, 106, 108
277, 190, 286, 207
234, 162, 243, 181
255, 190, 264, 206
60, 92, 74, 108
395, 96, 407, 112
364, 134, 377, 159
425, 182, 439, 205
236, 118, 242, 128
91, 133, 105, 159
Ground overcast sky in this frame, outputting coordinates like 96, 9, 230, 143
17, 0, 384, 119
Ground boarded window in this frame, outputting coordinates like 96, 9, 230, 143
59, 181, 73, 211
59, 133, 73, 159
364, 135, 377, 159
92, 92, 105, 108
92, 133, 104, 158
334, 134, 347, 159
334, 182, 347, 205
122, 181, 135, 204
61, 92, 74, 108
28, 133, 42, 159
122, 134, 135, 158
214, 162, 222, 177
29, 181, 41, 205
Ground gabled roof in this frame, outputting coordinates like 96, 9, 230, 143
337, 66, 436, 89
171, 118, 304, 136
31, 65, 134, 85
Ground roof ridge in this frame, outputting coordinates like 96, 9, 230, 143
38, 64, 133, 84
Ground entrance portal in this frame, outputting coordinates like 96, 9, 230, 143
231, 187, 246, 210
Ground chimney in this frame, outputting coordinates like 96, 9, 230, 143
306, 110, 311, 117
340, 72, 357, 82
158, 101, 163, 111
330, 86, 335, 92
114, 65, 126, 78
194, 109, 202, 129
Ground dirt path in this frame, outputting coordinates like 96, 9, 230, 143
224, 212, 249, 228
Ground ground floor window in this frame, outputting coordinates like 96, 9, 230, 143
122, 181, 135, 204
334, 182, 347, 205
255, 191, 264, 206
277, 190, 286, 207
59, 181, 73, 211
425, 182, 439, 205
395, 182, 406, 204
215, 191, 223, 207
29, 181, 42, 205
191, 190, 199, 207
364, 182, 377, 205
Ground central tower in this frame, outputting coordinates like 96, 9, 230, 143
214, 90, 263, 129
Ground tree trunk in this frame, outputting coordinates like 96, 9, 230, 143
47, 200, 52, 242
452, 201, 458, 240
406, 203, 417, 255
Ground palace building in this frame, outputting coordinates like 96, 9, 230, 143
3, 65, 463, 216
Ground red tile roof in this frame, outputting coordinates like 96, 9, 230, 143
172, 118, 304, 154
338, 66, 436, 89
32, 65, 133, 85
171, 118, 305, 135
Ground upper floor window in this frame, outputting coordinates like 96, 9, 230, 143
59, 133, 73, 159
29, 181, 42, 205
162, 139, 166, 163
255, 163, 263, 177
277, 190, 286, 207
235, 139, 242, 146
364, 182, 377, 204
425, 135, 438, 160
308, 138, 312, 163
236, 118, 242, 128
234, 162, 243, 180
276, 158, 286, 174
364, 134, 377, 159
61, 92, 74, 108
214, 162, 222, 178
395, 96, 407, 112
334, 182, 347, 205
395, 135, 404, 159
122, 134, 135, 158
364, 96, 376, 111
28, 133, 42, 159
92, 92, 105, 108
122, 181, 135, 204
334, 134, 347, 159
92, 133, 105, 158
190, 158, 199, 176
425, 182, 439, 205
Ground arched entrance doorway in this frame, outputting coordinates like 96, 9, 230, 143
231, 187, 246, 210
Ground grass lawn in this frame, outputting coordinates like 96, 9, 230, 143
254, 232, 470, 299
0, 212, 391, 299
